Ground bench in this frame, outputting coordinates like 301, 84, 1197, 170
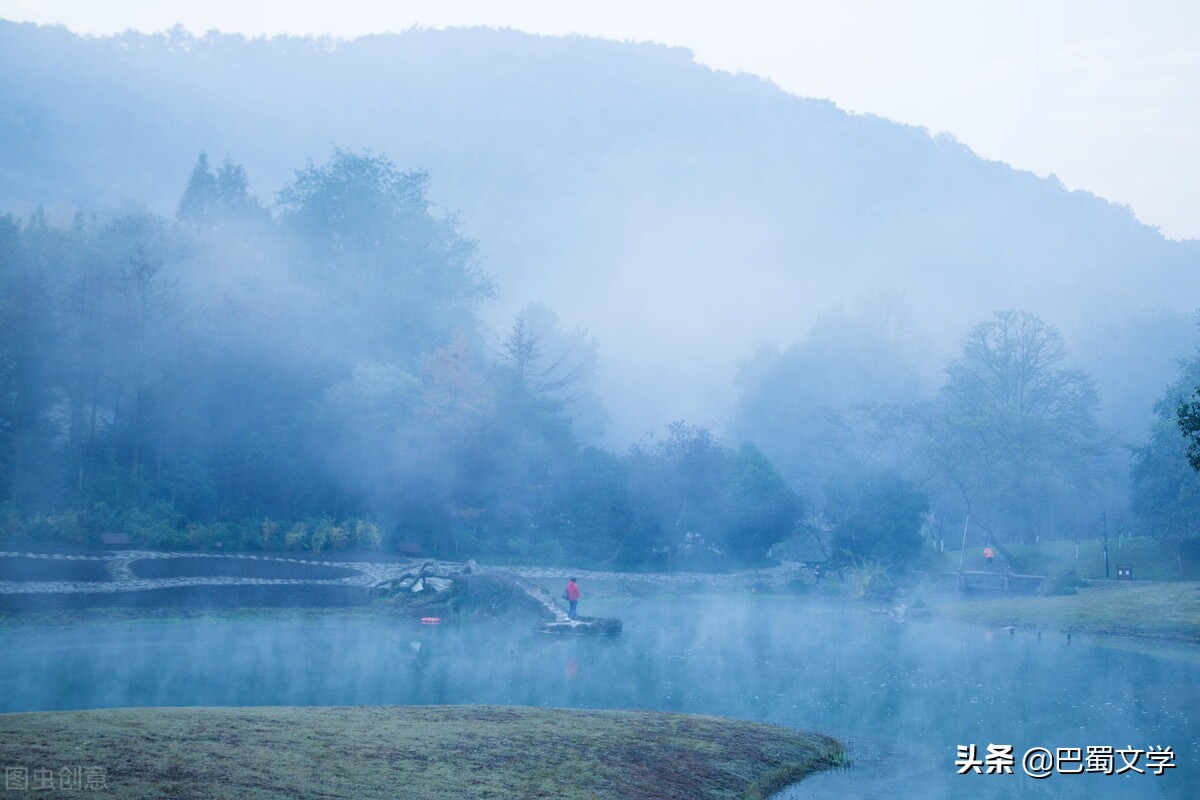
101, 532, 131, 548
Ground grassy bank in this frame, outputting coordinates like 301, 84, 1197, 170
0, 705, 844, 800
931, 581, 1200, 643
929, 536, 1199, 581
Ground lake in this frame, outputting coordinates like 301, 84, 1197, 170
1, 596, 1195, 798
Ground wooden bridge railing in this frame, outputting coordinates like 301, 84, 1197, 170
955, 570, 1046, 594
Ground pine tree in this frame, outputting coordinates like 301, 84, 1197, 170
177, 153, 218, 226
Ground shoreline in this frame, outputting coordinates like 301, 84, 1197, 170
3, 548, 1196, 645
924, 581, 1200, 646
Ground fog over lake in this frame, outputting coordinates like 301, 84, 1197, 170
2, 598, 1195, 799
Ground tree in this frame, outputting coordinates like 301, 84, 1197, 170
551, 447, 639, 565
1132, 328, 1200, 577
277, 149, 491, 361
1131, 413, 1200, 579
1132, 326, 1200, 532
178, 153, 269, 229
497, 303, 604, 440
625, 423, 801, 567
1178, 388, 1200, 471
930, 311, 1106, 545
0, 212, 60, 508
825, 469, 928, 566
722, 443, 804, 562
177, 153, 219, 226
732, 304, 928, 497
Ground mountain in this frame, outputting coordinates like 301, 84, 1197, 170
2, 21, 1196, 442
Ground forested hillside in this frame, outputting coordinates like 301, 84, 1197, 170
2, 21, 1198, 565
1, 21, 1196, 443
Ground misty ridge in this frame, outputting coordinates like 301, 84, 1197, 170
2, 20, 1199, 568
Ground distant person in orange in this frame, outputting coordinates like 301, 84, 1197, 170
983, 544, 995, 570
563, 577, 581, 619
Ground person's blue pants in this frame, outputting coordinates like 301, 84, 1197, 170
568, 600, 577, 619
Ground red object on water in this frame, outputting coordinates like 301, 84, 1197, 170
420, 617, 442, 625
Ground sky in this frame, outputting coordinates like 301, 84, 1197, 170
2, 1, 1197, 240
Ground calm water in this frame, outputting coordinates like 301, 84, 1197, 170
1, 596, 1195, 798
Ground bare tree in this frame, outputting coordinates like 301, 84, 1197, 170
929, 311, 1106, 545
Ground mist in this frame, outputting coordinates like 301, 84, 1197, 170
1, 15, 1198, 800
2, 23, 1198, 445
2, 595, 1194, 799
2, 22, 1198, 559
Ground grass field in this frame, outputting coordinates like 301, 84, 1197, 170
929, 536, 1199, 581
0, 706, 844, 800
931, 581, 1200, 643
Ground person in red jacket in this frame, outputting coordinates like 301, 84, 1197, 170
983, 545, 995, 570
564, 577, 581, 620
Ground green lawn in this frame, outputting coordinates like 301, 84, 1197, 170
0, 706, 844, 800
932, 581, 1200, 643
929, 536, 1199, 581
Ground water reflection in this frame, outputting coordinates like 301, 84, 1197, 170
0, 596, 1195, 799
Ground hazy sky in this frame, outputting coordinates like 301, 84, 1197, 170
3, 1, 1197, 240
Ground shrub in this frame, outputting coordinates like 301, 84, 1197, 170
285, 521, 310, 551
1039, 568, 1084, 596
353, 519, 383, 550
281, 516, 386, 554
847, 560, 898, 600
125, 503, 188, 549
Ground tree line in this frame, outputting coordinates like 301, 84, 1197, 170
0, 150, 800, 567
2, 149, 1195, 569
734, 307, 1200, 568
